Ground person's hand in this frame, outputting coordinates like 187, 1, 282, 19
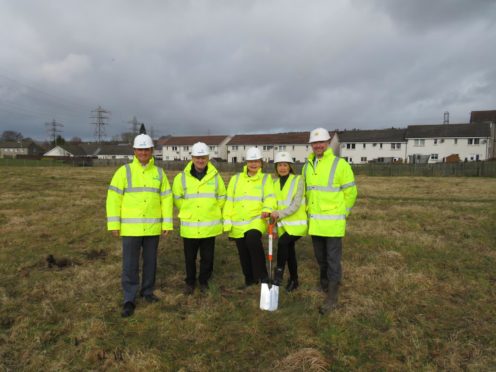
261, 212, 270, 219
111, 230, 120, 238
162, 230, 170, 237
270, 211, 280, 221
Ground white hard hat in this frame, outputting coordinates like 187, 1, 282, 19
308, 127, 331, 143
274, 151, 294, 164
133, 134, 154, 149
246, 147, 262, 161
191, 142, 210, 156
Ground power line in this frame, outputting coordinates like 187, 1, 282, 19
45, 119, 64, 145
90, 106, 110, 143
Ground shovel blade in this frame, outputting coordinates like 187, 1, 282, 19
260, 283, 279, 311
268, 285, 279, 311
260, 283, 271, 310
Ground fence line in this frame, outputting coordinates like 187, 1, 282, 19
2, 157, 495, 177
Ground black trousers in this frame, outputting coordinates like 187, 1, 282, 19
122, 236, 159, 304
183, 237, 215, 286
235, 229, 268, 284
311, 236, 342, 283
276, 233, 300, 280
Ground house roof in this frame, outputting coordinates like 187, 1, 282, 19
405, 123, 491, 139
226, 131, 333, 145
58, 144, 88, 156
79, 144, 133, 156
470, 110, 496, 123
163, 135, 229, 146
338, 128, 406, 143
0, 140, 39, 149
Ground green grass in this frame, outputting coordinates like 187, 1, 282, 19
0, 167, 495, 370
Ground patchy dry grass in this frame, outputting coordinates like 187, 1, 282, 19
0, 167, 495, 371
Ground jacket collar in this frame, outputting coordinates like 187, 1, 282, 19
132, 155, 155, 169
308, 148, 334, 163
242, 165, 263, 180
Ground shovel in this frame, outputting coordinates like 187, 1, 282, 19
260, 222, 279, 311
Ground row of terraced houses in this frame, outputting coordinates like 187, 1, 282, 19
3, 110, 494, 164
161, 111, 495, 164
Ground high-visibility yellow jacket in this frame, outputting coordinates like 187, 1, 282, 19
223, 167, 276, 238
106, 156, 173, 236
172, 161, 226, 238
274, 174, 308, 237
303, 148, 357, 237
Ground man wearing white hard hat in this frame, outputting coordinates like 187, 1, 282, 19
172, 142, 226, 294
223, 146, 276, 287
303, 128, 357, 314
106, 128, 173, 317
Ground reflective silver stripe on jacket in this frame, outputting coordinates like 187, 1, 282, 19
121, 218, 163, 223
231, 216, 262, 226
125, 187, 160, 193
341, 181, 356, 190
277, 220, 307, 227
125, 164, 132, 189
161, 189, 172, 197
184, 193, 217, 199
108, 185, 124, 195
309, 213, 346, 220
107, 216, 121, 222
232, 196, 262, 202
180, 220, 222, 227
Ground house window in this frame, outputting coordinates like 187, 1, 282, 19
454, 139, 458, 144
414, 139, 425, 147
474, 138, 480, 144
209, 146, 214, 151
373, 143, 377, 147
279, 145, 286, 150
183, 146, 189, 151
292, 145, 295, 150
232, 145, 238, 150
431, 154, 438, 160
346, 143, 355, 149
361, 157, 367, 162
380, 143, 383, 149
468, 138, 480, 145
363, 144, 366, 149
172, 146, 178, 151
440, 139, 444, 143
391, 143, 401, 150
434, 139, 438, 145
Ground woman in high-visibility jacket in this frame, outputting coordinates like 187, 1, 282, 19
223, 147, 276, 287
270, 151, 308, 292
172, 142, 226, 295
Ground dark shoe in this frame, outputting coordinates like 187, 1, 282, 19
199, 283, 209, 294
121, 302, 135, 317
286, 278, 299, 292
319, 281, 339, 315
183, 284, 195, 295
144, 294, 160, 303
273, 267, 284, 286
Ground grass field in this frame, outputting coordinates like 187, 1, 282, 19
1, 166, 495, 371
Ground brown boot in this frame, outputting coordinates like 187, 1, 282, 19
319, 281, 339, 314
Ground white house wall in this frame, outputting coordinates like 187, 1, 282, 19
340, 142, 407, 164
406, 137, 490, 163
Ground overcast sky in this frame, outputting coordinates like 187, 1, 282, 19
1, 0, 495, 141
